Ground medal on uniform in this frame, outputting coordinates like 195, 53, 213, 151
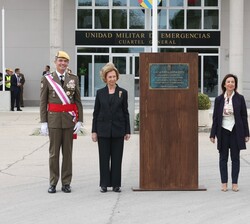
66, 80, 76, 89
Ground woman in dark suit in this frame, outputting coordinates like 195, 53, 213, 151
210, 74, 249, 192
91, 62, 131, 193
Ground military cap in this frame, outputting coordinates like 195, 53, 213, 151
56, 51, 70, 61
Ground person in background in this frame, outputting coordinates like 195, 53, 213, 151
5, 68, 13, 91
40, 51, 83, 194
42, 65, 50, 76
18, 70, 25, 107
91, 62, 130, 193
210, 74, 249, 192
0, 72, 3, 91
10, 68, 22, 111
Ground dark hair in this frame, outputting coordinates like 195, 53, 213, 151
221, 74, 238, 93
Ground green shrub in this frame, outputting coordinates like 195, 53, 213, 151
198, 93, 211, 110
135, 113, 140, 130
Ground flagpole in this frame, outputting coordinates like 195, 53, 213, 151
2, 7, 5, 91
152, 0, 158, 52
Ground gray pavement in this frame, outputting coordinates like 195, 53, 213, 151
1, 107, 250, 224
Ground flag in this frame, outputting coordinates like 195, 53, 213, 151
138, 0, 161, 9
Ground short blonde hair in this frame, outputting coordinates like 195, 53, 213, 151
100, 62, 120, 83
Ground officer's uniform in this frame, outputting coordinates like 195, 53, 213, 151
40, 57, 83, 188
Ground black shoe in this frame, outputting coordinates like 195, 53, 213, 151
11, 109, 14, 111
113, 187, 121, 192
100, 187, 107, 193
17, 108, 22, 111
61, 185, 71, 193
48, 185, 56, 193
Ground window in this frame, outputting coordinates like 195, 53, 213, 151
77, 0, 219, 30
95, 10, 109, 29
187, 10, 201, 29
205, 0, 218, 6
203, 56, 218, 97
158, 9, 167, 29
78, 9, 92, 29
188, 0, 201, 6
78, 0, 91, 6
170, 0, 184, 7
129, 9, 145, 29
95, 0, 108, 6
113, 0, 127, 6
204, 10, 219, 29
112, 9, 127, 29
77, 55, 92, 97
76, 0, 220, 98
169, 9, 184, 29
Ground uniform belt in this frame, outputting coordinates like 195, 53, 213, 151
48, 103, 77, 112
48, 103, 79, 140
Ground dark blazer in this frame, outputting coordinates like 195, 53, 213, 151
19, 73, 25, 85
40, 72, 83, 129
92, 85, 130, 138
10, 74, 20, 93
210, 92, 249, 151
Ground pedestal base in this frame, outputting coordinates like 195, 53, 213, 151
132, 186, 207, 191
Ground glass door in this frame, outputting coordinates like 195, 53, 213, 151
111, 54, 139, 97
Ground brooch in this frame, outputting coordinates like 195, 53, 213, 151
119, 91, 122, 98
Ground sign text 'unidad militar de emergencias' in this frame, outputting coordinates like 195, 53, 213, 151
75, 30, 220, 46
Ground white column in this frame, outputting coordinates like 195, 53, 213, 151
50, 0, 63, 67
152, 0, 158, 52
2, 7, 5, 91
229, 0, 244, 93
145, 9, 151, 52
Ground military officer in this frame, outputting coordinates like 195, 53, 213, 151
40, 51, 83, 193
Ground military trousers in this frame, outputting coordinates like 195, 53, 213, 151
48, 127, 74, 186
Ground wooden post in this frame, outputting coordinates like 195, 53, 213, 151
136, 52, 205, 191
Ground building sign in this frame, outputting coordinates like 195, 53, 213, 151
149, 63, 189, 89
75, 31, 220, 46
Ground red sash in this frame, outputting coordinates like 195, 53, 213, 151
48, 103, 79, 139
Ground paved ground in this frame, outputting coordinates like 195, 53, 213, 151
1, 107, 250, 224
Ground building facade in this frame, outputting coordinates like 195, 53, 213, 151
0, 0, 249, 106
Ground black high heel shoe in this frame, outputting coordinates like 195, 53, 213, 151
100, 187, 107, 193
113, 187, 121, 192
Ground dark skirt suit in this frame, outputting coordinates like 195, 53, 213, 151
92, 85, 130, 188
210, 92, 249, 184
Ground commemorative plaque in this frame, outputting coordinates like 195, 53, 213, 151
149, 63, 189, 89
